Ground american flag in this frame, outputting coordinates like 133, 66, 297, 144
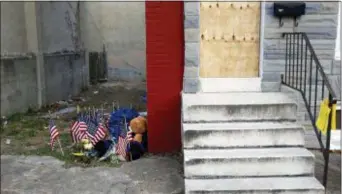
115, 119, 130, 159
70, 114, 88, 143
86, 117, 106, 145
49, 119, 60, 150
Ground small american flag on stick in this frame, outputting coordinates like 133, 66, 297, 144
86, 118, 106, 145
49, 119, 60, 150
115, 117, 130, 159
70, 114, 88, 143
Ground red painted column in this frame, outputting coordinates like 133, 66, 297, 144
146, 2, 184, 153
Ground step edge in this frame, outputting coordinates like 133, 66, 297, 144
184, 177, 324, 191
183, 148, 315, 159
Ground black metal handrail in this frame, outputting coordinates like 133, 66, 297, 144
281, 32, 337, 188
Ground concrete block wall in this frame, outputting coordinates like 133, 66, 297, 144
1, 57, 38, 116
44, 52, 87, 105
0, 2, 88, 116
263, 2, 339, 92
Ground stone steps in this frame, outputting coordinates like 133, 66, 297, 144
185, 177, 324, 194
182, 92, 297, 123
181, 91, 324, 193
184, 148, 314, 178
182, 122, 305, 148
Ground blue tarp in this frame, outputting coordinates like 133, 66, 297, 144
107, 108, 140, 143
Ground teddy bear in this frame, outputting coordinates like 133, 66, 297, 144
126, 116, 148, 161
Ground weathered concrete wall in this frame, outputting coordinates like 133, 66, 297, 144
1, 57, 38, 116
44, 52, 87, 104
262, 2, 340, 91
81, 2, 146, 82
0, 2, 88, 116
80, 2, 103, 52
0, 2, 28, 55
39, 2, 81, 52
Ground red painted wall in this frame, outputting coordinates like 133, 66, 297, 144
146, 2, 184, 153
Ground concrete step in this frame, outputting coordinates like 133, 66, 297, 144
185, 177, 324, 194
182, 92, 297, 123
182, 122, 305, 148
184, 148, 314, 178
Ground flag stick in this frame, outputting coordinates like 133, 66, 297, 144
48, 111, 64, 156
57, 138, 65, 156
101, 104, 104, 120
124, 116, 132, 161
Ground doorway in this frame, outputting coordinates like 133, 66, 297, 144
199, 2, 262, 92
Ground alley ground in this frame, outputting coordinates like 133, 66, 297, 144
1, 150, 340, 194
1, 82, 341, 193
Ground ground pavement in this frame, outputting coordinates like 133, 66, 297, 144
1, 128, 341, 194
1, 155, 184, 194
1, 149, 340, 194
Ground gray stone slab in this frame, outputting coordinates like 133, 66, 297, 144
263, 39, 336, 51
263, 49, 335, 60
264, 14, 338, 29
261, 72, 282, 82
183, 66, 199, 79
185, 43, 199, 67
184, 28, 199, 43
184, 15, 199, 29
294, 26, 337, 40
263, 59, 333, 74
261, 81, 281, 92
183, 78, 199, 93
184, 2, 199, 16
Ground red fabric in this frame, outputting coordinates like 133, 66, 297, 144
146, 2, 184, 153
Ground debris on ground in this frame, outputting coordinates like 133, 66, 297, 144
42, 107, 76, 119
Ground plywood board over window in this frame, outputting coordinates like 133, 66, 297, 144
199, 2, 261, 78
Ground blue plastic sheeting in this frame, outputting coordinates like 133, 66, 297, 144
107, 108, 140, 143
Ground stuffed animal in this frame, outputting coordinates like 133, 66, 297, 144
127, 116, 148, 161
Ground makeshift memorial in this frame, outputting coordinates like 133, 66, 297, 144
64, 101, 147, 164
